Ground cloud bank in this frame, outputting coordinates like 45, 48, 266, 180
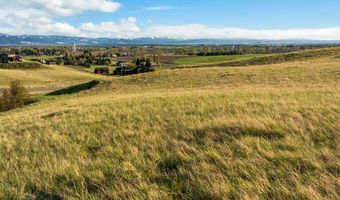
0, 0, 339, 40
143, 24, 340, 40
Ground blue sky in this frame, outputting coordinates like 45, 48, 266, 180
1, 0, 340, 39
62, 0, 340, 28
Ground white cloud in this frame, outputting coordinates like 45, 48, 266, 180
36, 0, 121, 16
0, 0, 123, 36
142, 24, 340, 40
144, 6, 174, 11
79, 17, 141, 38
41, 23, 82, 36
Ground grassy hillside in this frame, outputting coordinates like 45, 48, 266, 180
0, 55, 339, 199
0, 65, 102, 93
176, 47, 340, 68
175, 54, 265, 65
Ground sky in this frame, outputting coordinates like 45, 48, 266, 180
0, 0, 340, 40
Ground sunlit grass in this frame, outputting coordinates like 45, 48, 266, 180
0, 65, 103, 93
0, 54, 339, 199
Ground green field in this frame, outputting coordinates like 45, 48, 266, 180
0, 60, 41, 70
0, 49, 339, 199
175, 54, 266, 65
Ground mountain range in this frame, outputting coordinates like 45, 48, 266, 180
0, 34, 340, 46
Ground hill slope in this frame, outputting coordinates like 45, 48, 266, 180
0, 65, 102, 93
0, 56, 339, 199
176, 47, 340, 68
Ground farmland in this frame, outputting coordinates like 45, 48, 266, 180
175, 54, 266, 65
0, 47, 339, 199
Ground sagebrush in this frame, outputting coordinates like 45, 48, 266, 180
0, 80, 28, 112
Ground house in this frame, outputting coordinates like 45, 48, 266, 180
114, 62, 132, 75
94, 67, 109, 75
117, 61, 129, 68
138, 61, 157, 67
8, 55, 23, 63
113, 66, 133, 76
16, 55, 23, 62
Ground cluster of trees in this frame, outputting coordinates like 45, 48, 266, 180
39, 50, 112, 67
132, 54, 160, 67
7, 48, 65, 56
189, 46, 284, 56
0, 53, 8, 63
186, 44, 340, 56
133, 57, 152, 67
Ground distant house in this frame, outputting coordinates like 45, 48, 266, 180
8, 55, 22, 63
94, 67, 109, 75
119, 52, 129, 57
139, 62, 147, 66
138, 61, 157, 67
117, 61, 129, 68
114, 61, 132, 75
114, 60, 155, 76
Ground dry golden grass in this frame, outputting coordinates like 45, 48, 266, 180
0, 65, 102, 94
0, 55, 339, 199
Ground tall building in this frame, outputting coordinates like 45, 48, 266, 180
72, 43, 76, 53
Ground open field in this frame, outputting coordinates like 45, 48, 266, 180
175, 54, 265, 65
0, 49, 339, 199
176, 47, 340, 68
0, 65, 102, 93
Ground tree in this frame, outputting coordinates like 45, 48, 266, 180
145, 58, 151, 67
135, 58, 141, 66
83, 59, 91, 68
0, 53, 8, 63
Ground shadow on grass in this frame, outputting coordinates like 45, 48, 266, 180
25, 183, 63, 200
24, 97, 39, 106
192, 125, 284, 146
47, 80, 99, 96
155, 154, 214, 200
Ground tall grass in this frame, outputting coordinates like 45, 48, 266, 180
0, 56, 339, 199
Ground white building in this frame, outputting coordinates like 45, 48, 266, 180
72, 43, 77, 53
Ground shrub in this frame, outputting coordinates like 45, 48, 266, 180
0, 80, 28, 112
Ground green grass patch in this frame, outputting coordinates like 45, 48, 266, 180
175, 54, 266, 65
176, 47, 340, 68
0, 61, 41, 69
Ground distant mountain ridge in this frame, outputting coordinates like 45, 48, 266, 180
0, 34, 340, 46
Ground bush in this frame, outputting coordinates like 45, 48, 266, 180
0, 80, 28, 112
